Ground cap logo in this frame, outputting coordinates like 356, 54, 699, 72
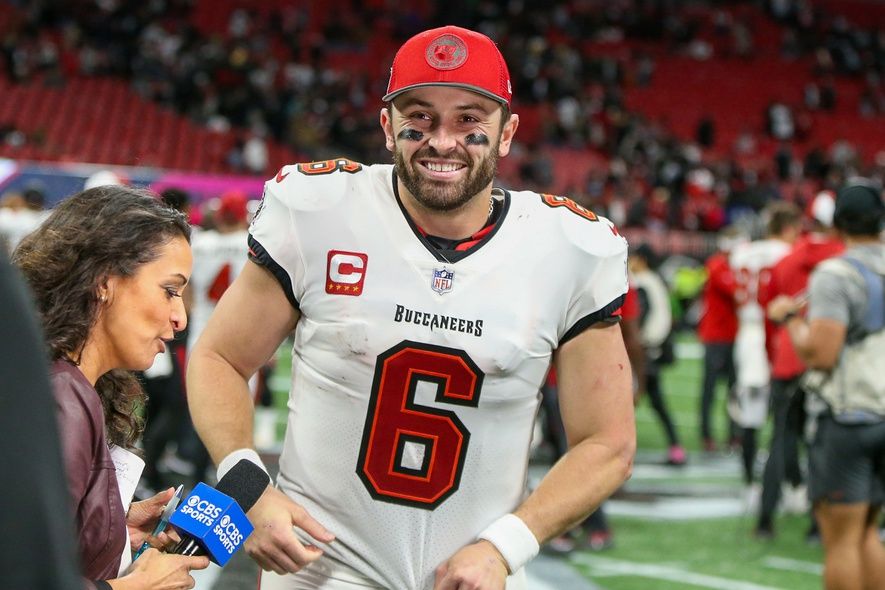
425, 34, 468, 70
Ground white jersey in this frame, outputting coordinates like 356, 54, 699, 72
729, 238, 790, 388
249, 160, 628, 590
186, 227, 249, 352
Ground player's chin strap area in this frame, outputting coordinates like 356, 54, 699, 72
477, 513, 540, 575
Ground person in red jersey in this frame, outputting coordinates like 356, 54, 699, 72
755, 191, 844, 539
697, 227, 746, 452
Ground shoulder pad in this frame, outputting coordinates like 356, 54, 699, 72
527, 192, 628, 257
265, 158, 370, 212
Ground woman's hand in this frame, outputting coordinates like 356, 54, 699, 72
126, 487, 180, 551
109, 548, 209, 590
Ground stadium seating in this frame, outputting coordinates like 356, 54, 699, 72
0, 77, 301, 174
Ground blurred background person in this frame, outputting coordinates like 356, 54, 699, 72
755, 191, 843, 540
0, 185, 49, 255
630, 243, 687, 466
769, 181, 885, 590
729, 202, 802, 504
12, 186, 209, 588
0, 251, 84, 589
697, 226, 745, 453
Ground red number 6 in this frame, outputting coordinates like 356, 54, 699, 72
357, 341, 483, 509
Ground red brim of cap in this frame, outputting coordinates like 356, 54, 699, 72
383, 82, 509, 106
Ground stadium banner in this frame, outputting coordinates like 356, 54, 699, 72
0, 158, 265, 207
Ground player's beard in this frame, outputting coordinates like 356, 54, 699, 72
394, 141, 499, 213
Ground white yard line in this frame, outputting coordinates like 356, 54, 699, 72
606, 496, 745, 520
573, 554, 786, 590
763, 556, 823, 576
527, 553, 602, 590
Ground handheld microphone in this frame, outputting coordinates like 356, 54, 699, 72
168, 459, 270, 566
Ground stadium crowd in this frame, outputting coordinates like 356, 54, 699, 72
1, 0, 884, 238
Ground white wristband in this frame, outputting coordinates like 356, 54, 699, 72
477, 514, 539, 574
217, 448, 269, 481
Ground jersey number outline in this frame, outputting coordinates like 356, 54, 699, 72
734, 266, 773, 306
540, 193, 598, 222
357, 340, 483, 510
296, 158, 362, 176
207, 263, 232, 303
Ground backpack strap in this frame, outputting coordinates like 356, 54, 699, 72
842, 256, 885, 333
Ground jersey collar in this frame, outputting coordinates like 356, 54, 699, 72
391, 169, 511, 264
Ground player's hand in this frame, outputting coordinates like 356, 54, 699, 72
115, 547, 209, 590
433, 540, 508, 590
244, 485, 335, 575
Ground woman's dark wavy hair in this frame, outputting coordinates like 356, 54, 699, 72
13, 185, 191, 449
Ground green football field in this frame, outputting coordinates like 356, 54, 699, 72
266, 333, 826, 590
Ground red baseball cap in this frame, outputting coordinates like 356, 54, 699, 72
383, 26, 512, 107
217, 190, 249, 224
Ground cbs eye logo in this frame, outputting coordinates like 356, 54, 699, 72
220, 515, 231, 528
188, 495, 200, 507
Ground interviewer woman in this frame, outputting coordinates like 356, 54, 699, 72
13, 186, 209, 589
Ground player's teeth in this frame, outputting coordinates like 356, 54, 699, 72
426, 163, 461, 172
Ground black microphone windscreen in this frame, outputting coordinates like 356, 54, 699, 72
215, 459, 270, 512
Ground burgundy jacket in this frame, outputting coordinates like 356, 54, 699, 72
50, 359, 127, 581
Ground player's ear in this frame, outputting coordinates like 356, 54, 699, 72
497, 112, 519, 158
380, 106, 395, 153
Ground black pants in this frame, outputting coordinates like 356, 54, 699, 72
699, 341, 736, 441
645, 368, 680, 446
758, 377, 806, 527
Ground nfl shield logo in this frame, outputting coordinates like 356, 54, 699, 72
431, 268, 454, 295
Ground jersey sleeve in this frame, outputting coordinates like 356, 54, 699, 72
560, 216, 629, 345
618, 284, 640, 321
248, 171, 304, 309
